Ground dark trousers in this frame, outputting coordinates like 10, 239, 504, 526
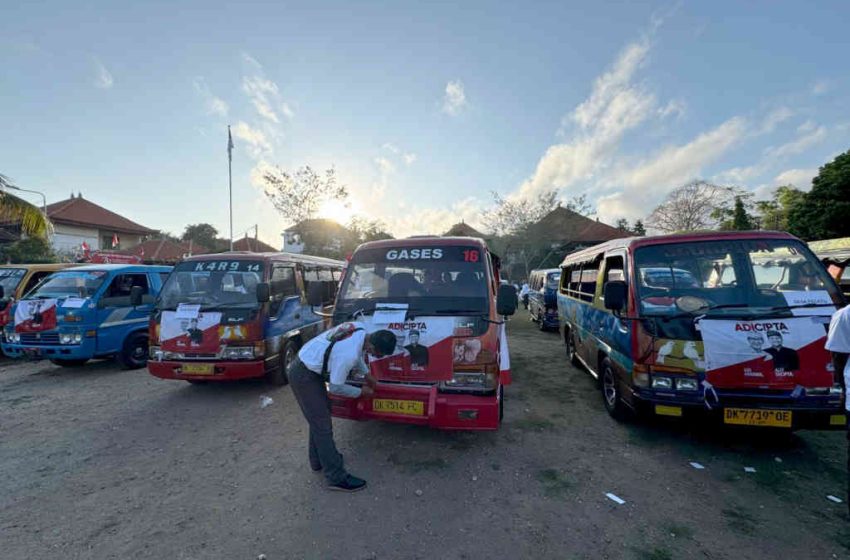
288, 358, 348, 484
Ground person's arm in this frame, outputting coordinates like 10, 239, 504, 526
326, 349, 363, 399
832, 352, 848, 387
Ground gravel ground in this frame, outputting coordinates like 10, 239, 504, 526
1, 316, 848, 559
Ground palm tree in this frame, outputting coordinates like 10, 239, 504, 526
0, 174, 52, 239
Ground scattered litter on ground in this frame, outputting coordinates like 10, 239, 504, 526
605, 493, 625, 505
744, 467, 756, 473
689, 462, 705, 470
415, 489, 423, 497
258, 554, 267, 560
471, 475, 478, 481
774, 457, 783, 463
259, 396, 274, 408
826, 495, 843, 504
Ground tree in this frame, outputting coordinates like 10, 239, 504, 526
615, 218, 630, 232
716, 195, 755, 230
565, 194, 595, 217
263, 165, 348, 226
787, 149, 850, 240
755, 185, 805, 231
632, 219, 646, 236
347, 216, 393, 244
0, 237, 55, 264
646, 180, 736, 233
181, 223, 219, 251
0, 174, 52, 239
481, 189, 558, 237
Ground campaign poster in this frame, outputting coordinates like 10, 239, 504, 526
15, 299, 58, 332
698, 317, 833, 388
652, 339, 705, 371
366, 317, 455, 381
160, 310, 223, 353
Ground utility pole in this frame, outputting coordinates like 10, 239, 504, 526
227, 125, 234, 251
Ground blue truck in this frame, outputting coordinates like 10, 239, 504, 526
2, 264, 171, 369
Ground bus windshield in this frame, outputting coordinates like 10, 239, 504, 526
336, 245, 490, 316
0, 268, 26, 296
634, 239, 840, 316
29, 271, 108, 299
158, 260, 265, 310
546, 272, 561, 290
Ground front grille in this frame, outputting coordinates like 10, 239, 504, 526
19, 332, 61, 345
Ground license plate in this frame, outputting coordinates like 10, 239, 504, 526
655, 405, 682, 417
723, 408, 792, 428
182, 363, 213, 375
830, 414, 847, 426
372, 399, 424, 416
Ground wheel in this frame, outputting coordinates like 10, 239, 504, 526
565, 329, 580, 366
50, 358, 89, 367
601, 357, 629, 422
268, 339, 298, 386
537, 313, 546, 331
119, 332, 149, 370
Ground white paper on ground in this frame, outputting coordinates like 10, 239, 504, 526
826, 495, 843, 504
744, 467, 757, 473
605, 493, 625, 505
689, 462, 705, 470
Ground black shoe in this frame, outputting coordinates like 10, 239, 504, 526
311, 464, 323, 472
328, 475, 367, 493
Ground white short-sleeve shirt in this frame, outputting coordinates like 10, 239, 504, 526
825, 306, 850, 411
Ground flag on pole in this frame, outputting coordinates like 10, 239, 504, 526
227, 125, 234, 162
112, 233, 119, 248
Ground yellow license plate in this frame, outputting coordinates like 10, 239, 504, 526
182, 363, 214, 375
723, 408, 792, 428
372, 399, 424, 416
655, 405, 683, 417
830, 414, 847, 426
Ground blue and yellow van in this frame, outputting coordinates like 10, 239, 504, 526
527, 268, 561, 331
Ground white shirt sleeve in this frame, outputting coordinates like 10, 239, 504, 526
325, 333, 366, 398
825, 307, 850, 353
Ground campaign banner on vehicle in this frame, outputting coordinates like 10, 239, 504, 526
160, 310, 223, 354
15, 299, 58, 332
698, 317, 832, 388
366, 317, 455, 381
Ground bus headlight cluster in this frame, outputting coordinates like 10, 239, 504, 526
7, 332, 20, 344
222, 346, 255, 360
440, 371, 497, 393
60, 332, 83, 345
651, 375, 698, 392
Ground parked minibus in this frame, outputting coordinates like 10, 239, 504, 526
147, 252, 344, 385
527, 268, 561, 331
2, 264, 171, 368
321, 236, 517, 430
0, 263, 80, 329
809, 237, 850, 298
558, 231, 846, 430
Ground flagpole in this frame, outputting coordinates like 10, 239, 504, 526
228, 125, 234, 252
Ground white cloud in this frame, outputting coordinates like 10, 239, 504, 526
811, 80, 829, 95
442, 80, 467, 115
382, 143, 400, 154
774, 168, 817, 189
232, 121, 272, 158
764, 123, 826, 158
657, 99, 686, 120
243, 76, 284, 123
760, 106, 794, 134
403, 153, 417, 165
94, 59, 113, 89
192, 77, 229, 117
374, 156, 396, 176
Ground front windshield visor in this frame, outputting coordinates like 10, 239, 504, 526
634, 238, 840, 316
30, 270, 108, 299
0, 268, 26, 296
337, 245, 490, 315
158, 260, 265, 309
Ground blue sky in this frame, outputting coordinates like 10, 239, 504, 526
2, 1, 848, 246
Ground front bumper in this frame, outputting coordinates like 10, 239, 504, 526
330, 383, 501, 431
2, 338, 96, 360
148, 359, 267, 381
630, 387, 846, 430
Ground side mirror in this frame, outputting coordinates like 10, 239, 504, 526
603, 281, 627, 312
256, 282, 270, 303
129, 286, 144, 307
497, 284, 518, 316
307, 282, 324, 307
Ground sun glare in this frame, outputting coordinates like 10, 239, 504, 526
318, 199, 356, 224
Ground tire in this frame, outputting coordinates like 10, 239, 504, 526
565, 329, 580, 367
50, 358, 89, 367
119, 332, 149, 370
268, 339, 298, 386
601, 357, 629, 422
537, 313, 546, 331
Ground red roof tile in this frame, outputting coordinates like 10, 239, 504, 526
120, 239, 209, 263
233, 237, 278, 252
45, 196, 156, 235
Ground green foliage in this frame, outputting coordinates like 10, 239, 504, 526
0, 237, 56, 264
615, 218, 629, 231
788, 149, 850, 240
0, 174, 53, 239
263, 165, 348, 226
632, 219, 646, 236
731, 196, 754, 230
181, 223, 219, 251
714, 192, 755, 231
755, 185, 805, 231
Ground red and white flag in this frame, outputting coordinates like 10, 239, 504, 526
15, 299, 58, 332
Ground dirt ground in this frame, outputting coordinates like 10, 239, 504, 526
1, 315, 848, 560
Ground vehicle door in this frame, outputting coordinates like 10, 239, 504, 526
298, 265, 332, 338
577, 258, 603, 366
528, 273, 540, 316
95, 272, 154, 354
593, 252, 630, 360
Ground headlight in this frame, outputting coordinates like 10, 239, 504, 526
441, 371, 497, 392
651, 376, 672, 390
60, 333, 72, 344
675, 378, 698, 392
807, 384, 844, 396
347, 369, 368, 382
222, 346, 255, 360
7, 332, 20, 343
